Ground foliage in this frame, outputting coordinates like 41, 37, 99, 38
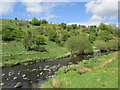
31, 18, 40, 26
22, 30, 46, 51
67, 34, 93, 55
107, 39, 118, 51
98, 22, 109, 31
97, 30, 113, 41
94, 40, 108, 52
40, 19, 48, 24
59, 23, 67, 29
15, 18, 18, 20
2, 25, 24, 41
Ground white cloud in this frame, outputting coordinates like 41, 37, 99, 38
90, 15, 104, 22
22, 1, 60, 20
67, 22, 117, 27
0, 0, 16, 15
85, 0, 118, 22
67, 22, 100, 26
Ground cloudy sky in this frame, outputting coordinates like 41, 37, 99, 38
0, 0, 118, 26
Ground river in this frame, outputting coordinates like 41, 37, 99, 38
1, 51, 114, 88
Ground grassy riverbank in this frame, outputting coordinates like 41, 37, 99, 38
1, 40, 71, 67
42, 52, 118, 88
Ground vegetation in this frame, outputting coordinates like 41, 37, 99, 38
42, 52, 118, 88
1, 18, 119, 67
67, 34, 93, 55
94, 40, 108, 52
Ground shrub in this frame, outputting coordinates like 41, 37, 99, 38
97, 31, 113, 42
23, 31, 46, 51
2, 25, 23, 41
107, 39, 118, 51
67, 34, 93, 55
94, 40, 108, 52
33, 45, 46, 52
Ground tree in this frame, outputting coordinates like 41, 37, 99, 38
40, 19, 48, 24
67, 34, 93, 55
71, 24, 78, 29
98, 22, 109, 31
60, 23, 67, 29
31, 18, 40, 26
15, 18, 18, 20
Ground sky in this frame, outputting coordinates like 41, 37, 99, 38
0, 0, 118, 26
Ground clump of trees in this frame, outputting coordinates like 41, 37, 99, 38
30, 18, 48, 26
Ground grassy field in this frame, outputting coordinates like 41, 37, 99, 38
42, 52, 118, 88
1, 40, 71, 67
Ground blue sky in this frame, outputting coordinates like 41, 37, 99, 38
1, 0, 118, 26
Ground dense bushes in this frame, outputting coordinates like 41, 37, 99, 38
2, 25, 24, 41
107, 39, 118, 51
94, 40, 108, 52
23, 31, 46, 51
67, 34, 93, 55
94, 39, 119, 52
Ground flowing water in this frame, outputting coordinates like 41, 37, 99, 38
2, 51, 114, 88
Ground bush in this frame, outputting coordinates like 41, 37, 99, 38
97, 31, 113, 42
94, 40, 108, 52
23, 31, 46, 51
67, 34, 93, 55
33, 45, 46, 52
2, 25, 24, 41
107, 39, 118, 51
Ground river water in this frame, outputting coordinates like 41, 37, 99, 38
1, 51, 114, 88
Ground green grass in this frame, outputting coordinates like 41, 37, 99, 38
42, 52, 118, 88
1, 40, 71, 67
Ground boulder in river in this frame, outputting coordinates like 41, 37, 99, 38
2, 74, 5, 76
14, 82, 22, 88
22, 74, 26, 77
13, 77, 17, 80
0, 83, 4, 86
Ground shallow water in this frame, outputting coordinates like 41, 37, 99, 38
2, 51, 114, 88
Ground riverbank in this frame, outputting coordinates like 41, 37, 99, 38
1, 41, 71, 67
41, 52, 118, 88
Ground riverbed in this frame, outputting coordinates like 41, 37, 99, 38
1, 51, 114, 88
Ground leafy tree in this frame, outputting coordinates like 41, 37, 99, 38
94, 40, 108, 52
40, 19, 48, 24
71, 24, 78, 29
98, 22, 109, 31
31, 18, 40, 26
60, 23, 67, 29
67, 34, 93, 55
15, 18, 18, 20
97, 30, 113, 42
107, 39, 118, 51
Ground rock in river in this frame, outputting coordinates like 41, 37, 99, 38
0, 83, 4, 86
13, 77, 17, 80
22, 74, 26, 78
14, 82, 22, 88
